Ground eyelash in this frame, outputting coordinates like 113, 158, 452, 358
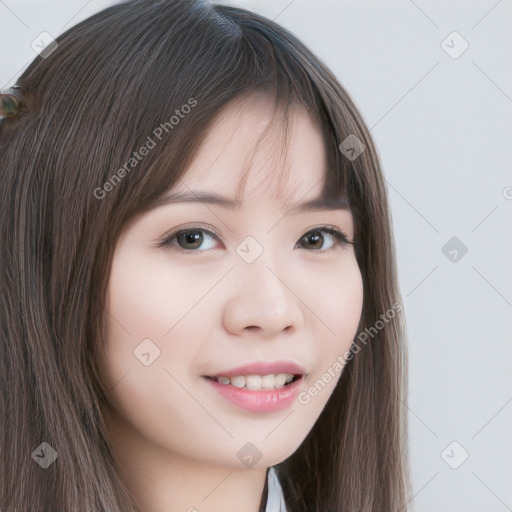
156, 224, 354, 254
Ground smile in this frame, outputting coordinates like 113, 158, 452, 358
209, 373, 300, 390
203, 374, 305, 413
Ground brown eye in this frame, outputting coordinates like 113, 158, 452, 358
299, 230, 324, 250
159, 228, 220, 253
296, 227, 352, 252
176, 230, 205, 250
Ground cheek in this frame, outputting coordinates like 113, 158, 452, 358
99, 253, 210, 446
105, 250, 216, 342
301, 258, 363, 389
100, 250, 219, 391
100, 253, 173, 392
306, 258, 363, 347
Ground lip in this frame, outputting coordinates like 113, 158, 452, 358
206, 360, 307, 378
204, 374, 304, 413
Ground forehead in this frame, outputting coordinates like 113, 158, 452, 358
170, 92, 328, 209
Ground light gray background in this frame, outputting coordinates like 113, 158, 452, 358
1, 1, 511, 511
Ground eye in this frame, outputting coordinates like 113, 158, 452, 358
295, 226, 353, 252
157, 226, 220, 253
156, 225, 353, 254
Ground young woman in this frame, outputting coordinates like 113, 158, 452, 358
0, 1, 411, 511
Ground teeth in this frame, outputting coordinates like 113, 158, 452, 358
230, 375, 245, 388
261, 374, 275, 389
213, 373, 297, 390
246, 375, 261, 390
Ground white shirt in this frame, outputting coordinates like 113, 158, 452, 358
265, 467, 288, 512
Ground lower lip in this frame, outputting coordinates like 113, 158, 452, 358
204, 375, 304, 413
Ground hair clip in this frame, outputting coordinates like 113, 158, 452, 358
0, 87, 24, 118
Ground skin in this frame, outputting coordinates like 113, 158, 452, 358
99, 93, 364, 512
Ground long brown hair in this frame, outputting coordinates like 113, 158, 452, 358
0, 1, 411, 510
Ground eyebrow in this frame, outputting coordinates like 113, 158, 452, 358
156, 191, 349, 212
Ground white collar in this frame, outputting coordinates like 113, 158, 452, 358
265, 467, 287, 512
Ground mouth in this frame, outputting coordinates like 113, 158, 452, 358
203, 373, 303, 391
203, 373, 305, 413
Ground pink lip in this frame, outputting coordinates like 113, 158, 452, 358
204, 374, 304, 413
207, 360, 306, 378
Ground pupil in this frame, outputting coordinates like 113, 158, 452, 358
306, 231, 322, 249
179, 231, 202, 249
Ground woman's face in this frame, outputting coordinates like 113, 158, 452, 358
99, 94, 364, 470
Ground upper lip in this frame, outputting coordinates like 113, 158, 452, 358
206, 360, 307, 378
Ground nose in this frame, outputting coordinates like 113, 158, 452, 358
221, 256, 305, 338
